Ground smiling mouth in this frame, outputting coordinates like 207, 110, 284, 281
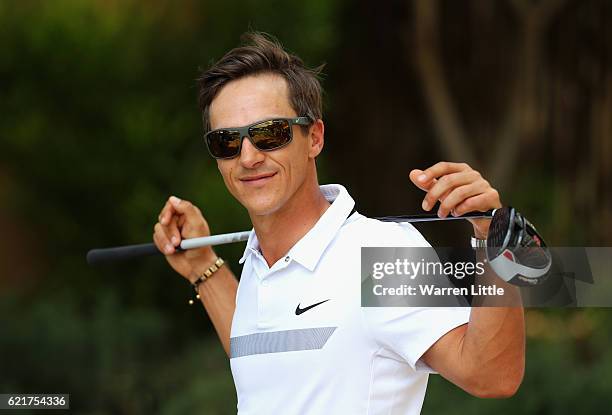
239, 172, 277, 184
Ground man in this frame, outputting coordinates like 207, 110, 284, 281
153, 32, 524, 414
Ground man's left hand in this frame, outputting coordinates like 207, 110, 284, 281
409, 162, 502, 239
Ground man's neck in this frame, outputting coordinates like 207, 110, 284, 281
250, 178, 330, 267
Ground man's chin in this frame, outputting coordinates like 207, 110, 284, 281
242, 197, 284, 218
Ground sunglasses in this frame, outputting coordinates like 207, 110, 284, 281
204, 116, 312, 159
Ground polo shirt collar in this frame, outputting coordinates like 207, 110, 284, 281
238, 184, 355, 271
238, 228, 261, 265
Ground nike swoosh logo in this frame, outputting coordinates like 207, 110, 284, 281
295, 299, 330, 315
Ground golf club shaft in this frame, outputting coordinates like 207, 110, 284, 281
375, 210, 494, 223
86, 210, 494, 265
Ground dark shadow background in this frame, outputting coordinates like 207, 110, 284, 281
1, 0, 611, 413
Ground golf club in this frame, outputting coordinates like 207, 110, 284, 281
86, 210, 495, 265
86, 207, 552, 285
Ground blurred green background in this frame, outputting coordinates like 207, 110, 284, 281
1, 0, 611, 413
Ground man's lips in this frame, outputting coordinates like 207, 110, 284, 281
239, 172, 277, 183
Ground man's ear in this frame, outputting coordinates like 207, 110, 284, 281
308, 119, 325, 159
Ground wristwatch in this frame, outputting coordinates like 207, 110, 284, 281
470, 236, 487, 249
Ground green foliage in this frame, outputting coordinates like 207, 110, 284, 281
0, 290, 236, 414
425, 311, 612, 414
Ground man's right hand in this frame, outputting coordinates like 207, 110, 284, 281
153, 196, 217, 283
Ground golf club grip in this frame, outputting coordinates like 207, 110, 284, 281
86, 231, 252, 265
87, 243, 162, 264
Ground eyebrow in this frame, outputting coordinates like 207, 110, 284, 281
210, 115, 295, 131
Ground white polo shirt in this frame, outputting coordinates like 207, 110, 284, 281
230, 184, 471, 415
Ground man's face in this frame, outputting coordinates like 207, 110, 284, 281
209, 73, 319, 216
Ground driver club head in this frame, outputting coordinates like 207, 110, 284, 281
486, 207, 552, 286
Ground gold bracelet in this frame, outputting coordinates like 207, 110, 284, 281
188, 257, 225, 305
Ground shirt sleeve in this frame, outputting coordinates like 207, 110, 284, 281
361, 219, 471, 373
361, 306, 471, 373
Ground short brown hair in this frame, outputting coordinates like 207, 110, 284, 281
197, 32, 324, 132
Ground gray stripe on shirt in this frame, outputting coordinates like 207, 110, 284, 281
230, 327, 337, 358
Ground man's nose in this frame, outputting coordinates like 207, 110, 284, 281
239, 136, 265, 168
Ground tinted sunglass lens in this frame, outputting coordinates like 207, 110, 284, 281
207, 130, 241, 158
249, 119, 292, 150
